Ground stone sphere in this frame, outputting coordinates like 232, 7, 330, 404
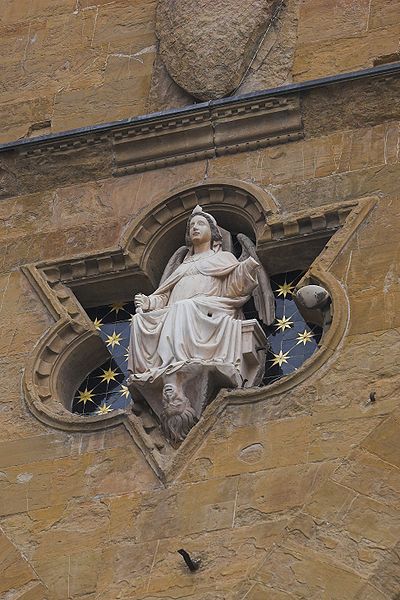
295, 285, 330, 309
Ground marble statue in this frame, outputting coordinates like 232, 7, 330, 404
127, 205, 275, 444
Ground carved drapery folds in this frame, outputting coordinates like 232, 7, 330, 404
22, 180, 377, 482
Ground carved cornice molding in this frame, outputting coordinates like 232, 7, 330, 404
11, 96, 303, 178
40, 250, 136, 288
114, 96, 303, 175
21, 183, 378, 484
259, 200, 358, 245
0, 64, 399, 199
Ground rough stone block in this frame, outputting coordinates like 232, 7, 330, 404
236, 462, 333, 521
361, 415, 400, 468
0, 0, 76, 24
0, 532, 37, 594
369, 0, 400, 29
0, 435, 72, 470
342, 494, 400, 546
296, 0, 371, 45
332, 447, 400, 507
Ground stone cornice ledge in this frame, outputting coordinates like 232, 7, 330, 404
113, 95, 303, 175
12, 96, 303, 177
0, 63, 399, 181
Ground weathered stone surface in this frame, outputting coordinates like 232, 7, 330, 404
0, 0, 399, 142
0, 531, 39, 596
354, 583, 390, 600
143, 522, 285, 598
147, 52, 195, 113
331, 447, 400, 507
309, 412, 384, 462
302, 76, 400, 139
236, 0, 301, 95
0, 0, 157, 142
294, 1, 400, 80
368, 541, 400, 597
52, 51, 155, 132
236, 461, 334, 523
240, 584, 294, 599
156, 0, 276, 100
179, 415, 312, 479
0, 3, 399, 599
0, 0, 76, 24
284, 513, 388, 579
17, 582, 49, 600
255, 539, 366, 598
361, 415, 400, 468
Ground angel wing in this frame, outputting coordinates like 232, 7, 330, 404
159, 245, 188, 285
237, 233, 275, 326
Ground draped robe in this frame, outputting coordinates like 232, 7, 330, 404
128, 249, 259, 384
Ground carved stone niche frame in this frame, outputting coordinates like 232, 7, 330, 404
22, 179, 377, 483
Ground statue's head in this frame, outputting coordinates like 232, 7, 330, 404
162, 383, 180, 408
185, 205, 223, 251
161, 383, 198, 443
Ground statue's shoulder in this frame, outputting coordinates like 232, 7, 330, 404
216, 250, 239, 264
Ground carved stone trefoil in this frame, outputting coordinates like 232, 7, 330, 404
21, 184, 376, 481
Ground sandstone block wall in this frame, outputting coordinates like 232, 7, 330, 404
0, 1, 400, 598
0, 105, 399, 597
1, 0, 400, 143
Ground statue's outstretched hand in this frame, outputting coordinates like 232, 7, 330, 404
134, 293, 150, 313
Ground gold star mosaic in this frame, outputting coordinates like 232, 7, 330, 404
242, 270, 322, 385
263, 271, 322, 384
72, 302, 135, 416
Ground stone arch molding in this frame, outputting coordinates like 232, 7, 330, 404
123, 178, 277, 284
22, 180, 377, 483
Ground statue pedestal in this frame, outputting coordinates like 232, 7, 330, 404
128, 318, 267, 444
240, 318, 267, 387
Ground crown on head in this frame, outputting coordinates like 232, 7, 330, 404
191, 205, 217, 225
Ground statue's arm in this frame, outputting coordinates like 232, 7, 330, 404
235, 256, 260, 293
148, 292, 169, 310
134, 291, 169, 312
241, 255, 260, 273
222, 256, 259, 299
237, 233, 275, 325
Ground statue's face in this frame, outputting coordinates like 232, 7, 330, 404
189, 215, 212, 246
163, 384, 188, 415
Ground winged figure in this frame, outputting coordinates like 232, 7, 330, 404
127, 205, 274, 443
158, 222, 275, 327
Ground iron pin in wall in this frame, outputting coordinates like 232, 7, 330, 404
177, 548, 201, 572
